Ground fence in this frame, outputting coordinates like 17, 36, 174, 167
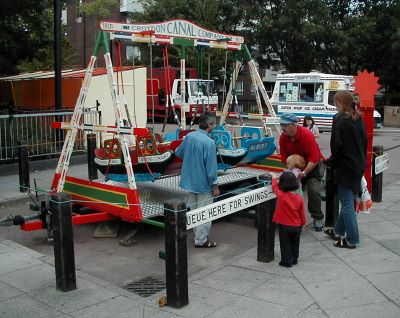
0, 110, 100, 162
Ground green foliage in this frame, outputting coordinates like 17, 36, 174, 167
79, 0, 118, 21
17, 37, 77, 73
0, 0, 76, 75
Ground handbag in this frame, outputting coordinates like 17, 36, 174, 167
355, 176, 372, 213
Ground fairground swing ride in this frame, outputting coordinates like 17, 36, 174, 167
12, 19, 283, 232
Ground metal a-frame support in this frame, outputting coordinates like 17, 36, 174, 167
52, 31, 137, 193
219, 45, 281, 136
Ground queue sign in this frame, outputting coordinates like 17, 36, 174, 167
186, 186, 275, 230
375, 153, 389, 175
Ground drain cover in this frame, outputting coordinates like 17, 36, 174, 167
123, 277, 166, 297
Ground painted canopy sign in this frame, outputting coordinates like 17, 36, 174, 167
100, 19, 245, 44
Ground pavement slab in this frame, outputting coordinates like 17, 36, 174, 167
0, 280, 22, 302
365, 271, 400, 301
246, 275, 316, 311
0, 263, 55, 293
208, 295, 301, 318
290, 257, 359, 283
2, 159, 400, 318
376, 239, 400, 256
146, 283, 240, 318
32, 278, 121, 314
359, 220, 400, 238
326, 301, 400, 318
68, 295, 142, 318
192, 265, 274, 295
0, 249, 43, 276
344, 250, 400, 276
302, 276, 387, 310
0, 294, 64, 318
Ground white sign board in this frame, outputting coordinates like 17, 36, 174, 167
264, 117, 280, 125
100, 20, 245, 44
375, 153, 389, 175
186, 186, 275, 230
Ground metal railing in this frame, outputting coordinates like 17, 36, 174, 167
0, 110, 101, 162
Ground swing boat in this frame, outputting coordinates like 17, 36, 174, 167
12, 19, 284, 233
93, 133, 175, 176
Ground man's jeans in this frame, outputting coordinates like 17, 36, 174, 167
334, 185, 359, 245
185, 192, 213, 245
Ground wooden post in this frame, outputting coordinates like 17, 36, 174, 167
51, 192, 77, 292
87, 133, 98, 180
164, 199, 188, 308
257, 174, 276, 263
18, 145, 30, 193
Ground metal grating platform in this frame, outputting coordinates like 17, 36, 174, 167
103, 167, 274, 219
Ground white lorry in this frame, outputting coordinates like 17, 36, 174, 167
270, 72, 382, 130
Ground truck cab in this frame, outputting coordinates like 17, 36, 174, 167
147, 67, 218, 122
172, 79, 218, 120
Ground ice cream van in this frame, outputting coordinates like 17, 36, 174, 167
270, 72, 382, 130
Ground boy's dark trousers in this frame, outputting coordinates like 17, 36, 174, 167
279, 224, 302, 265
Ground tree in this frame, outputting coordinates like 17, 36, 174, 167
325, 0, 400, 95
251, 0, 336, 72
79, 0, 118, 21
0, 1, 75, 75
128, 0, 400, 98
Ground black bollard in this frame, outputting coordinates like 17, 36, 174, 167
325, 163, 339, 228
51, 192, 77, 292
164, 199, 188, 308
372, 145, 383, 202
87, 133, 98, 181
18, 145, 30, 193
257, 174, 276, 263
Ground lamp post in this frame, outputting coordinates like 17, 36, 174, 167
54, 0, 63, 148
54, 0, 62, 111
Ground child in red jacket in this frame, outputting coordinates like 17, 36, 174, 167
272, 171, 306, 268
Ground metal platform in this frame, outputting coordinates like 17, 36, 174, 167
104, 166, 274, 219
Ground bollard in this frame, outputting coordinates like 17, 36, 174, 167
325, 163, 339, 228
87, 133, 98, 181
372, 145, 383, 202
50, 192, 77, 292
18, 144, 30, 193
164, 199, 188, 308
257, 174, 276, 263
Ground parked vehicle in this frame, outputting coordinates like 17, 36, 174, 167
270, 72, 381, 130
147, 67, 218, 122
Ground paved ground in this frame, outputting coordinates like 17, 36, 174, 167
1, 162, 400, 317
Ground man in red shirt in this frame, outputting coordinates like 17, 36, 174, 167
279, 113, 324, 231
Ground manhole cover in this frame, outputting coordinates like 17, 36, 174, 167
123, 277, 166, 297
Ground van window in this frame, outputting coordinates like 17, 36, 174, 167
278, 82, 324, 103
328, 91, 337, 106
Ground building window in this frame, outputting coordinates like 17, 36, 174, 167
235, 81, 244, 96
250, 84, 257, 95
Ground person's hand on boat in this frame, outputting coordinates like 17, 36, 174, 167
212, 184, 220, 197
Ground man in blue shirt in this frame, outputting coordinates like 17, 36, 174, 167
175, 112, 220, 248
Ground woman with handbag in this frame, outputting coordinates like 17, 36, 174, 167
325, 91, 367, 249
